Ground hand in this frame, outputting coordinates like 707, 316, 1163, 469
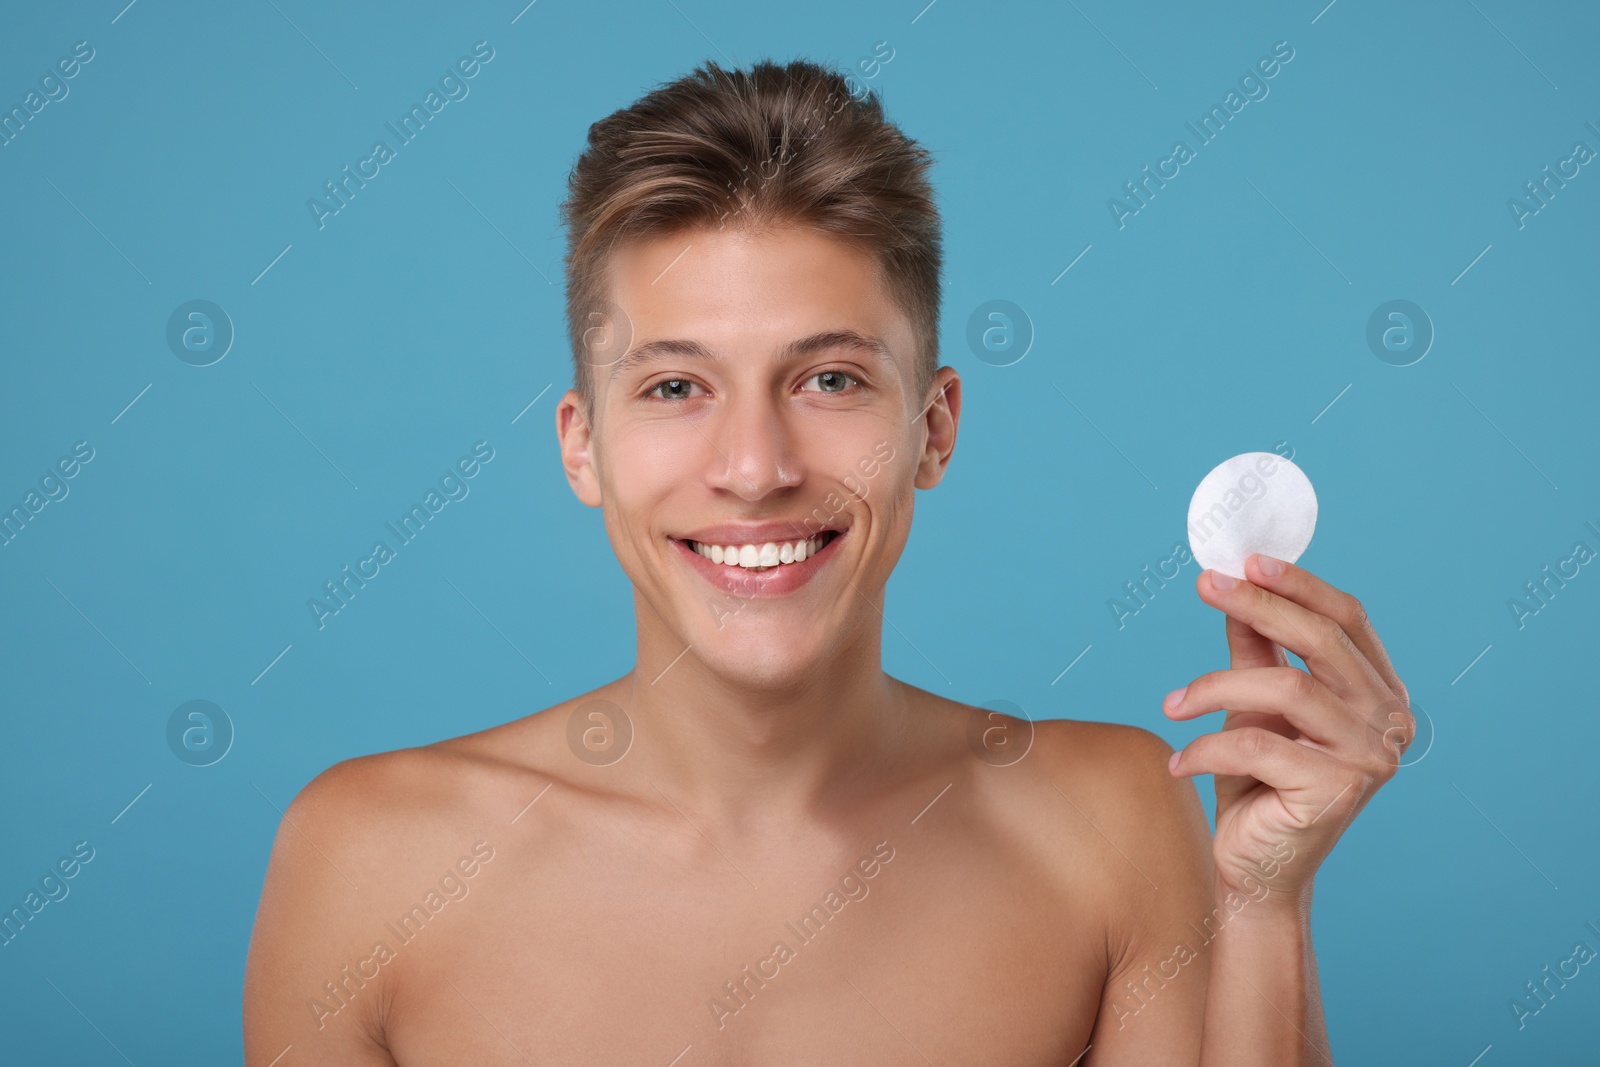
1162, 553, 1413, 908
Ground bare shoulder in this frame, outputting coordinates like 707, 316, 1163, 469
915, 693, 1193, 817
943, 701, 1214, 934
278, 689, 609, 839
928, 698, 1208, 868
284, 743, 478, 832
1022, 715, 1211, 872
242, 693, 602, 1064
954, 699, 1185, 800
1013, 714, 1217, 1049
1029, 715, 1176, 766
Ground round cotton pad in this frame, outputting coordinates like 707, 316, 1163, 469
1186, 452, 1317, 580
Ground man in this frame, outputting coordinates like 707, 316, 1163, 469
245, 59, 1412, 1064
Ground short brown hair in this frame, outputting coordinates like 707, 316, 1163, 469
560, 58, 941, 411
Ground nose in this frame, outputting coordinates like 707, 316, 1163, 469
704, 392, 803, 501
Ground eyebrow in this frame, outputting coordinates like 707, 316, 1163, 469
607, 328, 893, 379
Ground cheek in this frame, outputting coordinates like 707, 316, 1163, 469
598, 420, 727, 576
809, 436, 873, 496
853, 453, 917, 553
874, 475, 917, 533
605, 422, 706, 501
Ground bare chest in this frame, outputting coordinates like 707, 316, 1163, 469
379, 825, 1107, 1065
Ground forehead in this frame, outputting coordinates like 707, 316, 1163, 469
599, 225, 916, 382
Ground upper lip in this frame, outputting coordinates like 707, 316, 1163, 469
676, 521, 845, 545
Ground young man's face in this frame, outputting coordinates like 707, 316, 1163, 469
557, 224, 960, 690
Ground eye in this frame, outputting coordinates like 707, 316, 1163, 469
802, 370, 860, 394
649, 378, 705, 401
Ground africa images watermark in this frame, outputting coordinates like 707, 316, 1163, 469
1108, 540, 1196, 631
1506, 518, 1599, 631
0, 440, 95, 549
1506, 118, 1599, 230
1115, 441, 1295, 630
0, 40, 96, 149
307, 41, 496, 230
306, 840, 496, 1030
0, 841, 96, 950
1184, 442, 1298, 554
704, 440, 896, 631
1507, 917, 1600, 1031
1110, 837, 1297, 1030
706, 840, 897, 1030
307, 441, 495, 630
1108, 40, 1297, 229
710, 42, 894, 234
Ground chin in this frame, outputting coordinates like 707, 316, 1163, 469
692, 626, 835, 692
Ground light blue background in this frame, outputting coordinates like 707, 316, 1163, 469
2, 0, 1596, 1062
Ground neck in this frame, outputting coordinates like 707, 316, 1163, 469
617, 605, 910, 832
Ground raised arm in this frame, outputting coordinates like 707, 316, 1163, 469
1076, 723, 1334, 1066
1162, 553, 1414, 1065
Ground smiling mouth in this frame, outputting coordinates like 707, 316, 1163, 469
683, 530, 840, 571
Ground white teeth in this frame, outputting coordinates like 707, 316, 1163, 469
688, 532, 833, 570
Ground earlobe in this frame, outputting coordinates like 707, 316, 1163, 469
555, 389, 603, 507
913, 367, 962, 490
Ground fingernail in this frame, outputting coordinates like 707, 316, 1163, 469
1168, 750, 1182, 773
1256, 554, 1285, 578
1210, 570, 1238, 591
1163, 686, 1188, 711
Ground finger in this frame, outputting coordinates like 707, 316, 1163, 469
1164, 666, 1363, 752
1169, 727, 1366, 823
1219, 708, 1299, 742
1198, 568, 1385, 702
1224, 611, 1290, 672
1244, 554, 1407, 706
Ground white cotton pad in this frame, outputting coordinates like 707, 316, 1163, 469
1186, 452, 1317, 580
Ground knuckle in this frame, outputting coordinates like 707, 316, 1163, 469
1236, 726, 1271, 759
1393, 714, 1419, 760
1344, 594, 1372, 635
1284, 668, 1319, 703
1361, 731, 1396, 772
1381, 717, 1415, 754
1366, 702, 1415, 769
1305, 770, 1371, 828
1315, 611, 1347, 648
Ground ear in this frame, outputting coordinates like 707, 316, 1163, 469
556, 389, 603, 507
914, 366, 962, 490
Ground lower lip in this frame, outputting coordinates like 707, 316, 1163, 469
671, 531, 845, 598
